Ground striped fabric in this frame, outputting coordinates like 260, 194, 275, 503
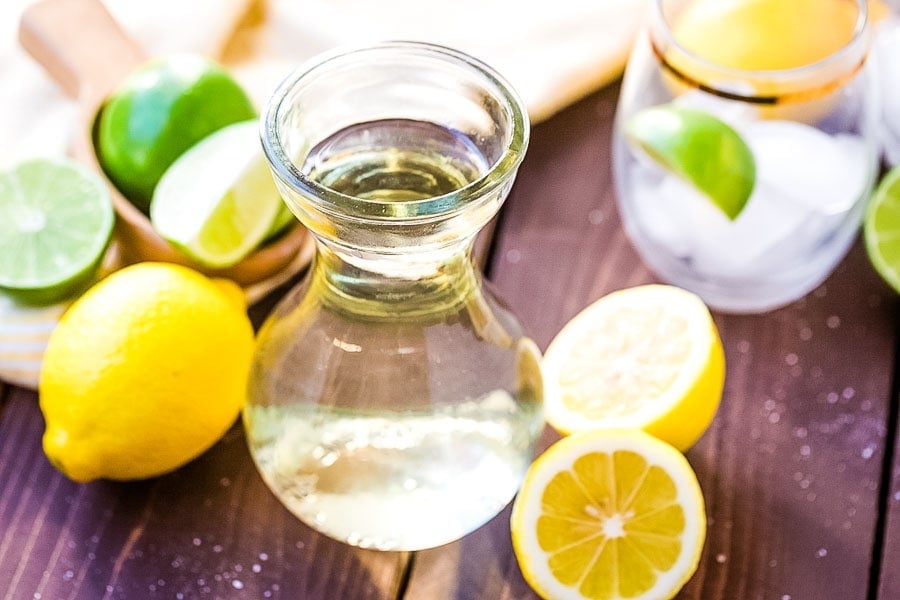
0, 295, 67, 390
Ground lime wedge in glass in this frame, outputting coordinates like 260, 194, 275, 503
0, 158, 114, 305
150, 120, 285, 269
624, 105, 756, 220
865, 165, 900, 294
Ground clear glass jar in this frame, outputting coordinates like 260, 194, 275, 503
612, 0, 879, 313
245, 42, 544, 551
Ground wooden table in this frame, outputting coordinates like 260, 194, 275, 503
2, 80, 899, 600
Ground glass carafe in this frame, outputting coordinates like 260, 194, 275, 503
246, 42, 544, 551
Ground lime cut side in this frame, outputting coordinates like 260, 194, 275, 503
624, 105, 756, 220
0, 158, 114, 305
865, 165, 900, 294
150, 120, 285, 269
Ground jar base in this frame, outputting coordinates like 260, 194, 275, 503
244, 393, 540, 551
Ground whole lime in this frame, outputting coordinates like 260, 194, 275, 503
96, 54, 256, 213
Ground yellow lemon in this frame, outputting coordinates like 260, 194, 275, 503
39, 262, 255, 482
672, 0, 860, 72
542, 285, 724, 451
665, 0, 882, 122
511, 429, 706, 600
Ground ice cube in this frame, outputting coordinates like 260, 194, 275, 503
741, 120, 871, 215
628, 160, 693, 257
688, 177, 813, 277
627, 157, 805, 278
624, 118, 872, 279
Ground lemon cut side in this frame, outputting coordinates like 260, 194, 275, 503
542, 285, 724, 451
511, 429, 706, 600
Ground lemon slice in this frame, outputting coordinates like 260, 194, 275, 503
542, 284, 724, 451
511, 429, 706, 600
150, 119, 285, 269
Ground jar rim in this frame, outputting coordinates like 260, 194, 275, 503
651, 0, 870, 90
261, 41, 530, 222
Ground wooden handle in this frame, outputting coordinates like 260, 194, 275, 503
18, 0, 145, 106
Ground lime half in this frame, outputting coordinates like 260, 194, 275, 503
0, 158, 114, 305
865, 165, 900, 294
150, 120, 285, 269
624, 105, 756, 220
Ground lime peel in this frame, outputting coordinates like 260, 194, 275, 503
97, 54, 257, 213
865, 165, 900, 294
624, 105, 756, 220
0, 158, 114, 305
150, 120, 284, 269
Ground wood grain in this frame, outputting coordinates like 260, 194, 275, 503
0, 388, 409, 600
876, 316, 900, 600
404, 83, 899, 599
2, 61, 899, 600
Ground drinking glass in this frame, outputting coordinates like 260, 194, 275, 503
245, 42, 544, 551
612, 0, 879, 313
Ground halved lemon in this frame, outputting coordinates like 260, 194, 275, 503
542, 284, 724, 451
510, 429, 706, 600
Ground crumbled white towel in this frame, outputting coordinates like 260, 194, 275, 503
0, 0, 648, 167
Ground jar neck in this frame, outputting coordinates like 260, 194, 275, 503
309, 236, 482, 320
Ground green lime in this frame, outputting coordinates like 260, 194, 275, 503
96, 54, 256, 214
624, 105, 756, 220
0, 158, 114, 305
865, 165, 900, 294
150, 120, 284, 268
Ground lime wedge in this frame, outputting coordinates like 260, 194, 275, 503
0, 158, 114, 305
624, 105, 756, 220
865, 165, 900, 294
150, 120, 284, 269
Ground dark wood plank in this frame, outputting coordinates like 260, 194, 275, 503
877, 327, 900, 599
0, 387, 409, 600
404, 83, 898, 599
684, 245, 895, 600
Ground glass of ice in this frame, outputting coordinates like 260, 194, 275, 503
612, 0, 879, 313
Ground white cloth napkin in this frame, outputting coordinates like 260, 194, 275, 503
1, 0, 648, 167
221, 0, 648, 122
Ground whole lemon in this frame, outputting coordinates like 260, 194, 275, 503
39, 262, 255, 482
96, 54, 256, 213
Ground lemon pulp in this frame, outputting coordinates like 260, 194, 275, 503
511, 429, 706, 600
673, 0, 859, 71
